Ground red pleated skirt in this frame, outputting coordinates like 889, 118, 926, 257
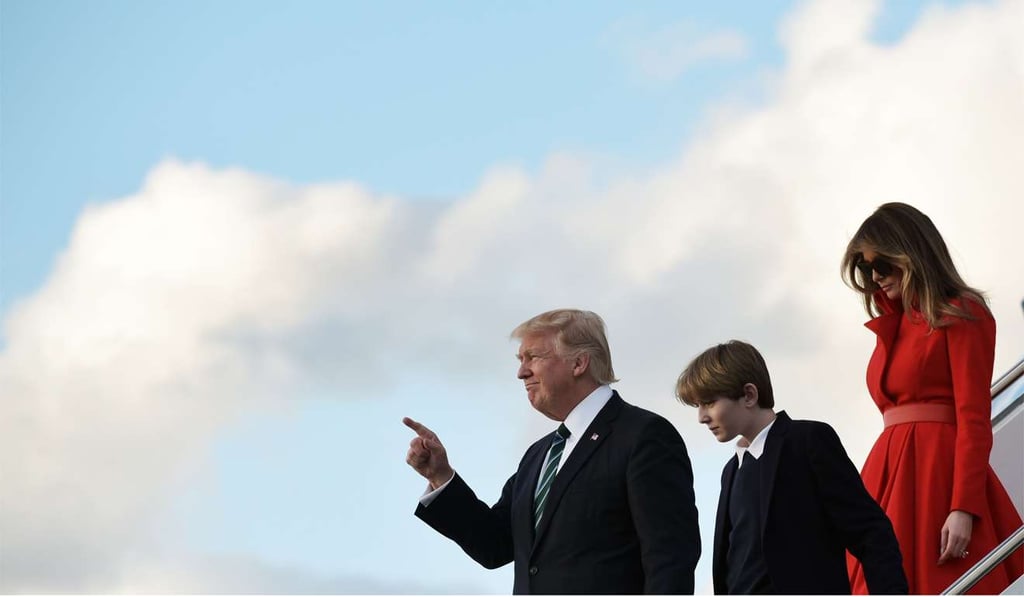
847, 421, 1023, 594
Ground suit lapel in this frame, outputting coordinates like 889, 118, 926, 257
758, 410, 790, 537
532, 392, 623, 546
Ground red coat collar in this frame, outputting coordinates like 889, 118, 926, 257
864, 291, 902, 341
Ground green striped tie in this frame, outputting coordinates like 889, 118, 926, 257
534, 423, 570, 530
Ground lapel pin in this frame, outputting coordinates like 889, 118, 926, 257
591, 433, 600, 441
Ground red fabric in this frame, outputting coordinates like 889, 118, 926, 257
848, 292, 1023, 595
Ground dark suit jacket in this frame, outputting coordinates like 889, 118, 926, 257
416, 392, 700, 594
713, 411, 907, 594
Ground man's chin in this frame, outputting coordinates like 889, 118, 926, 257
527, 396, 560, 420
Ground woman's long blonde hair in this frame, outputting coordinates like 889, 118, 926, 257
841, 202, 988, 328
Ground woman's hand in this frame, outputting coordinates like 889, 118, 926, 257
938, 510, 974, 565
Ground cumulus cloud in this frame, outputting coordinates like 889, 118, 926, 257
0, 166, 407, 591
2, 0, 1023, 591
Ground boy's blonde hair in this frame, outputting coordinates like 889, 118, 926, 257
676, 340, 774, 408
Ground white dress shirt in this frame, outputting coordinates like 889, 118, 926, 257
553, 385, 612, 470
735, 415, 777, 469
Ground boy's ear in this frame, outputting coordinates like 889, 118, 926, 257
742, 383, 759, 407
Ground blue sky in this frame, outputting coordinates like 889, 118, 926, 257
3, 0, 941, 312
3, 0, 1022, 593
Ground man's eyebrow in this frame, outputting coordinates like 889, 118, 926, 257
516, 349, 548, 359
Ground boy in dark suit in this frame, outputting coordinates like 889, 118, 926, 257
675, 340, 908, 595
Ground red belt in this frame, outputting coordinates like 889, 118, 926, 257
883, 403, 956, 427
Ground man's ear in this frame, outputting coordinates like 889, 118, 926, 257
572, 353, 591, 378
742, 383, 759, 408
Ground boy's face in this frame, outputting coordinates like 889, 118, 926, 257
696, 396, 752, 442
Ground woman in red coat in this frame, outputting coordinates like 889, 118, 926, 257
842, 202, 1023, 594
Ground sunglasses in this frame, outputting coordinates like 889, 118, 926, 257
856, 257, 896, 278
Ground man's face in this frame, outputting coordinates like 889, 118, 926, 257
516, 332, 577, 421
696, 396, 749, 443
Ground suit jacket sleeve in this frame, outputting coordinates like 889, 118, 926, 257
807, 423, 909, 594
414, 472, 515, 570
626, 416, 701, 594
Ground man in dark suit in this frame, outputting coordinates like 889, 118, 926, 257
675, 340, 908, 595
404, 308, 700, 594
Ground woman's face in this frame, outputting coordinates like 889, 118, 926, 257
858, 248, 903, 300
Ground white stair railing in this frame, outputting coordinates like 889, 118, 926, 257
941, 525, 1024, 595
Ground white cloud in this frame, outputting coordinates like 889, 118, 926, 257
0, 163, 407, 591
612, 19, 750, 82
2, 0, 1023, 591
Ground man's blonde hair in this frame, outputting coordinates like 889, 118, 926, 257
511, 309, 618, 385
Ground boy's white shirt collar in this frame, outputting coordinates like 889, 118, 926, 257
735, 414, 777, 468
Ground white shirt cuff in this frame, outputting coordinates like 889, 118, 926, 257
418, 472, 456, 507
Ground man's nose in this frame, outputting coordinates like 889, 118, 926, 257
517, 362, 529, 379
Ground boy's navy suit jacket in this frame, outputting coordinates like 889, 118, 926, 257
713, 410, 908, 595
